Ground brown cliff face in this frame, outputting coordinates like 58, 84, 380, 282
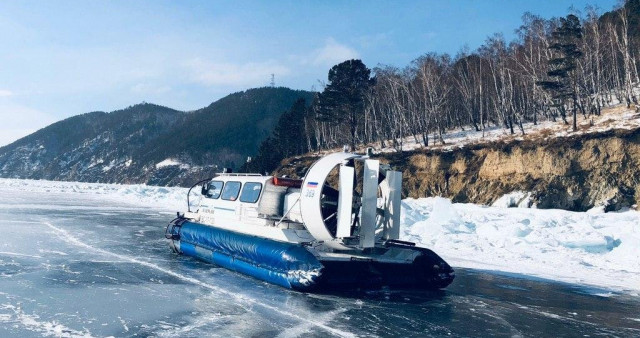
275, 128, 640, 212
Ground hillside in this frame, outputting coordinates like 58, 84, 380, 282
275, 104, 640, 212
140, 87, 313, 169
0, 87, 313, 186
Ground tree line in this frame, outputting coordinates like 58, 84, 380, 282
244, 0, 640, 174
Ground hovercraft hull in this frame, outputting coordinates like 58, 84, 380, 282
167, 219, 454, 292
316, 245, 455, 290
167, 220, 323, 291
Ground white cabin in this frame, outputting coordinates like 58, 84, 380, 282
184, 152, 403, 253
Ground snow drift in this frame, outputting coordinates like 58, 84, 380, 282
402, 197, 640, 294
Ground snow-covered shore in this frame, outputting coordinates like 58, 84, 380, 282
402, 197, 640, 295
0, 178, 190, 211
2, 178, 638, 294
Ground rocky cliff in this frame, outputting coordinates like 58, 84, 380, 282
275, 127, 640, 212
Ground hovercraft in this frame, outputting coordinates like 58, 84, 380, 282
165, 152, 454, 291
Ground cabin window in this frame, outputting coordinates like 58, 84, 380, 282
221, 181, 242, 201
205, 181, 224, 199
239, 182, 262, 203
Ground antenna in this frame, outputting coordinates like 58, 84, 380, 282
270, 74, 275, 87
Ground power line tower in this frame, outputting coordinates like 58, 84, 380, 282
270, 74, 275, 87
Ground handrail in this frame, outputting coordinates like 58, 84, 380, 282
216, 173, 264, 177
187, 177, 214, 212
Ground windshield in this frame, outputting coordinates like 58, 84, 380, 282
206, 181, 224, 199
221, 181, 242, 201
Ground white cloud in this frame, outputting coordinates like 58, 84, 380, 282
312, 38, 359, 66
0, 89, 14, 97
184, 58, 290, 87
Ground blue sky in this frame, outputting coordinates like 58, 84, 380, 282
0, 0, 618, 146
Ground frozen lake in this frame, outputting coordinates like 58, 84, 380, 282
1, 187, 639, 337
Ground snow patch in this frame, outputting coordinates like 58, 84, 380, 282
0, 178, 193, 211
155, 158, 190, 170
101, 160, 116, 172
492, 191, 535, 208
401, 197, 640, 293
87, 158, 104, 169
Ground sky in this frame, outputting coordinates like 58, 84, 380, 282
0, 0, 619, 147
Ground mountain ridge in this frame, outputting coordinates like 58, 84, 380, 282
0, 87, 313, 186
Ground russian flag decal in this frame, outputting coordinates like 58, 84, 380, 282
306, 182, 318, 188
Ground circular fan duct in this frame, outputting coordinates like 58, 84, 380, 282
299, 152, 402, 250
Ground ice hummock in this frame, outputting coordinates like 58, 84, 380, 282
402, 197, 640, 293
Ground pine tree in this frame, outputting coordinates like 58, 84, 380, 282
316, 59, 374, 149
241, 98, 310, 174
537, 14, 583, 131
272, 98, 307, 157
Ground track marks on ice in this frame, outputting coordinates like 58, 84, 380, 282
276, 308, 349, 338
0, 252, 42, 259
41, 221, 356, 338
0, 303, 94, 338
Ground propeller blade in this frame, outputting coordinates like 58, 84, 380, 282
360, 159, 379, 248
384, 170, 402, 240
336, 165, 354, 238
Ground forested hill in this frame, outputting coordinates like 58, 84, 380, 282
246, 0, 640, 212
0, 87, 313, 186
275, 125, 640, 213
140, 87, 313, 169
246, 0, 640, 176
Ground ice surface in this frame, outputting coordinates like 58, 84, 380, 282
2, 178, 638, 293
1, 178, 639, 336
